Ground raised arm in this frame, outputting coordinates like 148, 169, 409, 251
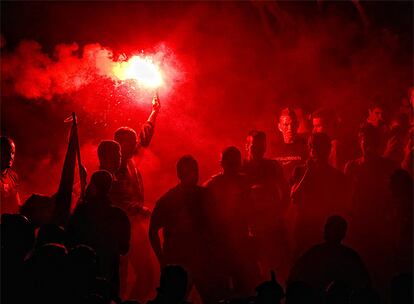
138, 94, 161, 148
147, 93, 161, 125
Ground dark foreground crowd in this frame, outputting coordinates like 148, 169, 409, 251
1, 93, 413, 304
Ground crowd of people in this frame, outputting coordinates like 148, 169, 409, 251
1, 91, 413, 304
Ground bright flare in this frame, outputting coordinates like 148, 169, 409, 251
112, 55, 163, 88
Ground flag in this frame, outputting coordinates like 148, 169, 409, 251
53, 113, 81, 226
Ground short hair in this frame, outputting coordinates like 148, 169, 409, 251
89, 170, 113, 196
176, 155, 198, 181
97, 140, 120, 162
248, 130, 266, 142
279, 107, 298, 122
324, 215, 347, 242
114, 127, 137, 143
221, 146, 242, 170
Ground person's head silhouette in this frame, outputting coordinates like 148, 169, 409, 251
157, 265, 188, 303
255, 271, 284, 304
177, 155, 199, 186
20, 194, 54, 228
85, 170, 113, 201
97, 140, 121, 174
246, 130, 267, 161
114, 127, 137, 161
221, 146, 242, 175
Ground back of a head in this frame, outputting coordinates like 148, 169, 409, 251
390, 272, 413, 304
158, 265, 188, 301
255, 280, 284, 304
221, 146, 242, 173
114, 127, 137, 158
176, 155, 199, 184
20, 194, 54, 228
36, 224, 66, 248
1, 213, 35, 260
97, 140, 121, 172
29, 243, 68, 279
87, 170, 113, 199
114, 127, 137, 144
309, 132, 332, 161
324, 215, 347, 244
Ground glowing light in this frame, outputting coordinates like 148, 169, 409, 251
112, 55, 163, 88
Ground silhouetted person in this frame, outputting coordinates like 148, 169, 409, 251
254, 271, 284, 304
98, 140, 122, 176
312, 108, 347, 171
288, 216, 370, 295
148, 265, 189, 304
1, 214, 35, 304
113, 95, 160, 300
149, 155, 215, 303
344, 124, 399, 292
67, 245, 99, 303
205, 146, 260, 298
36, 223, 66, 248
1, 136, 20, 214
67, 170, 131, 299
291, 133, 350, 255
390, 272, 412, 304
19, 194, 54, 228
270, 108, 308, 181
241, 130, 290, 280
23, 243, 69, 304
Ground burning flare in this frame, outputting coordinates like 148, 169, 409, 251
112, 55, 163, 88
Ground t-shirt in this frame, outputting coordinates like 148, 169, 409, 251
288, 243, 371, 291
270, 136, 308, 181
241, 158, 288, 228
150, 184, 210, 265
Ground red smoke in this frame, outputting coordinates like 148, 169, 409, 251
1, 1, 411, 205
1, 40, 179, 101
